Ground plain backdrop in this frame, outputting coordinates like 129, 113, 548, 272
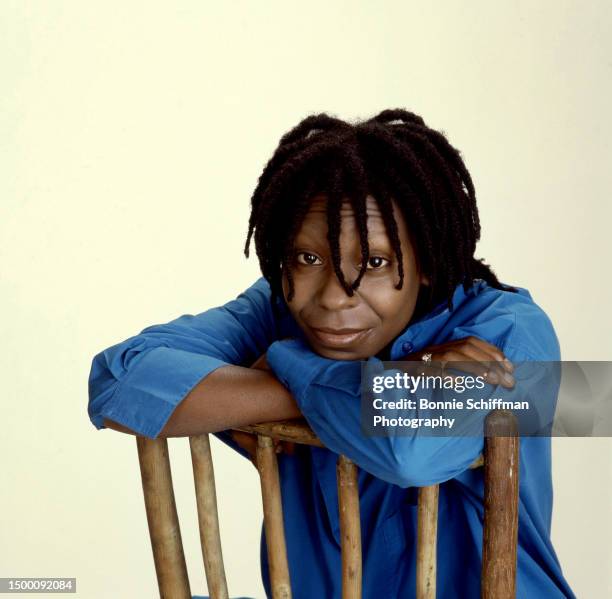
2, 2, 611, 597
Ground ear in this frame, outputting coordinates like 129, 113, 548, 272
420, 273, 430, 286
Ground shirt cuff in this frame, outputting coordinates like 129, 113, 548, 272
98, 346, 229, 438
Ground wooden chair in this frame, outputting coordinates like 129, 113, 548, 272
136, 410, 519, 599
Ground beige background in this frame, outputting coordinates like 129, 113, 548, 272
2, 1, 610, 597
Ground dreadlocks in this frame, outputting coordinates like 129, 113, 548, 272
243, 108, 517, 317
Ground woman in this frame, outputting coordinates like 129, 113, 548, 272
88, 109, 576, 597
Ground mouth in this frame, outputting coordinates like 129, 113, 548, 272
309, 326, 373, 348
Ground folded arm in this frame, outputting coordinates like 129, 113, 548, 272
88, 278, 300, 441
103, 364, 300, 437
265, 319, 560, 488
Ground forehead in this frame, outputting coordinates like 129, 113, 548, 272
297, 194, 396, 239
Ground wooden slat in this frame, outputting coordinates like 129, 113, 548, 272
257, 435, 292, 599
236, 419, 325, 447
190, 434, 229, 599
416, 485, 439, 599
136, 436, 191, 599
336, 455, 362, 599
481, 410, 520, 599
134, 414, 487, 599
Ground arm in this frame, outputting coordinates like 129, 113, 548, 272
104, 365, 300, 437
266, 339, 486, 487
265, 305, 561, 488
88, 277, 300, 440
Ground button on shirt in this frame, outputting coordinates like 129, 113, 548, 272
88, 277, 576, 598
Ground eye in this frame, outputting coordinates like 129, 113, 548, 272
295, 252, 323, 266
366, 256, 390, 270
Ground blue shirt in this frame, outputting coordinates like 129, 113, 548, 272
88, 277, 576, 598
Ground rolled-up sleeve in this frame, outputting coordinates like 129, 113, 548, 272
87, 277, 277, 439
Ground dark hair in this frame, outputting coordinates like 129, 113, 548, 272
243, 108, 517, 317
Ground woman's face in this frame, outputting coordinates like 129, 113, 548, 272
282, 194, 427, 360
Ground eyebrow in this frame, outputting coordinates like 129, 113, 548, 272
294, 234, 394, 252
367, 233, 392, 245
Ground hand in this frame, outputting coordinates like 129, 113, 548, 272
230, 349, 296, 461
249, 337, 296, 371
403, 336, 515, 388
250, 351, 272, 371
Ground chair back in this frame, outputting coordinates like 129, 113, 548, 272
136, 411, 519, 599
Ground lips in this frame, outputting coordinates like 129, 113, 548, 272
313, 326, 364, 334
310, 326, 372, 348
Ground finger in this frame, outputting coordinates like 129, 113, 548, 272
461, 336, 513, 374
453, 343, 514, 388
414, 350, 476, 376
437, 350, 513, 388
230, 429, 257, 447
401, 355, 514, 393
464, 337, 514, 373
250, 352, 271, 371
230, 430, 258, 459
434, 350, 488, 379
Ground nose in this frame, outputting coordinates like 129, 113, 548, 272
317, 264, 360, 311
